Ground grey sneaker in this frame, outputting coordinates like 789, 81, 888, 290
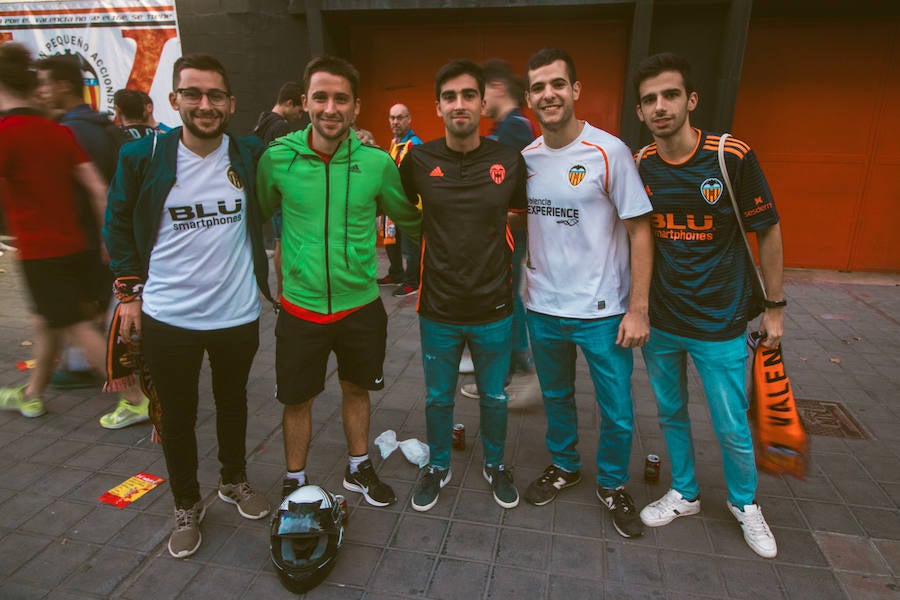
218, 479, 271, 519
597, 485, 644, 538
524, 464, 581, 506
168, 501, 205, 558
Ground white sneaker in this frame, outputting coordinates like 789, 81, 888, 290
728, 502, 777, 558
459, 382, 512, 399
640, 489, 701, 526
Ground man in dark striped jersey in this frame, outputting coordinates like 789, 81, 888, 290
633, 52, 784, 558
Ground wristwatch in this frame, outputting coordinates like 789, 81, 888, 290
763, 298, 788, 309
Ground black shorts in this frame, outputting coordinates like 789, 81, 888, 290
20, 251, 106, 328
275, 298, 387, 404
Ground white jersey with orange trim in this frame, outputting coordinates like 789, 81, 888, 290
523, 122, 652, 319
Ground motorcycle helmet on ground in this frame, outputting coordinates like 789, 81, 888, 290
270, 485, 345, 594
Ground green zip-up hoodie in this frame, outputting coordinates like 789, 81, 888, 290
257, 126, 421, 314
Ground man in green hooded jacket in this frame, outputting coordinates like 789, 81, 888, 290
257, 55, 421, 507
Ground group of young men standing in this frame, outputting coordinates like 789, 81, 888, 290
1, 41, 784, 563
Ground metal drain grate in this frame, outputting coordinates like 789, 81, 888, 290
795, 399, 871, 440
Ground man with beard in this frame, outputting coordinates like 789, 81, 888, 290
399, 60, 526, 512
104, 54, 274, 558
256, 56, 421, 508
520, 48, 652, 539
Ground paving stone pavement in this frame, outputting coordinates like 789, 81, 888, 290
0, 248, 897, 599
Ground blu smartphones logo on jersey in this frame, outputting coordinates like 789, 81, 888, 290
650, 212, 714, 241
568, 165, 586, 187
700, 178, 723, 205
168, 200, 243, 232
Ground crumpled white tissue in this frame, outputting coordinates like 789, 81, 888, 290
374, 429, 429, 467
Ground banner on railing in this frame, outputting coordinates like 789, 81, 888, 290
0, 1, 182, 126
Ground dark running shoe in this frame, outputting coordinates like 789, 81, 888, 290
524, 465, 581, 506
392, 284, 418, 297
343, 459, 396, 507
377, 275, 401, 286
597, 485, 644, 538
281, 476, 310, 501
411, 465, 451, 512
483, 465, 519, 508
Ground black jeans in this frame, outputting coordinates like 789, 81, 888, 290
141, 314, 259, 507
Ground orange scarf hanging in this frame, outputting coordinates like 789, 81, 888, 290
747, 332, 809, 479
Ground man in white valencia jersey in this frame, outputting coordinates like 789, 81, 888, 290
520, 48, 653, 539
104, 54, 273, 559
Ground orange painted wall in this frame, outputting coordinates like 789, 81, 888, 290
349, 20, 627, 146
734, 18, 900, 272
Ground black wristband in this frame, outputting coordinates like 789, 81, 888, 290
763, 298, 787, 309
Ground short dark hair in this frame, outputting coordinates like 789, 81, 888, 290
276, 81, 304, 105
525, 48, 577, 86
113, 89, 145, 121
0, 42, 37, 95
481, 58, 525, 106
303, 55, 359, 100
36, 53, 83, 97
634, 52, 695, 98
434, 59, 485, 100
172, 53, 231, 92
137, 90, 153, 107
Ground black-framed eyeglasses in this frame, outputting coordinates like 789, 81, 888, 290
175, 88, 230, 105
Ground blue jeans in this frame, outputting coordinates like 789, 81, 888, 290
526, 311, 634, 487
419, 315, 512, 469
401, 233, 420, 288
641, 327, 756, 506
385, 231, 403, 280
511, 229, 528, 355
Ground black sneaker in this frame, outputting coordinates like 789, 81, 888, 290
343, 459, 396, 507
377, 275, 401, 286
483, 465, 519, 508
411, 465, 451, 512
524, 465, 581, 506
392, 284, 418, 297
597, 485, 644, 538
281, 477, 308, 501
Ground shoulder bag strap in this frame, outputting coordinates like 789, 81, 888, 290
718, 133, 768, 300
635, 144, 652, 169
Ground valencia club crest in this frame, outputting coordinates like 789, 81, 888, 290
568, 165, 586, 187
700, 178, 723, 205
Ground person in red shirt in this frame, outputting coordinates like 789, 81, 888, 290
0, 43, 112, 418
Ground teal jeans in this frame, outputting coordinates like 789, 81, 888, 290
642, 327, 756, 506
419, 315, 512, 469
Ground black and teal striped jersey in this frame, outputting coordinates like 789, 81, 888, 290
636, 130, 779, 341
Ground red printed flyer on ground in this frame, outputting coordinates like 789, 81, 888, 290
99, 472, 165, 508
